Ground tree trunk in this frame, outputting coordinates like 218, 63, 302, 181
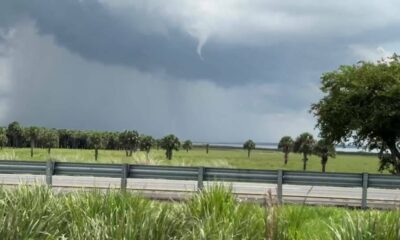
284, 151, 289, 165
125, 150, 129, 157
48, 147, 51, 154
186, 149, 188, 152
95, 148, 98, 161
30, 139, 34, 157
321, 155, 328, 173
248, 149, 251, 158
166, 149, 172, 160
206, 145, 209, 154
303, 153, 308, 171
388, 142, 400, 175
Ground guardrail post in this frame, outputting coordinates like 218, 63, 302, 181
46, 160, 54, 186
121, 164, 129, 191
198, 167, 204, 191
361, 173, 368, 208
277, 169, 283, 204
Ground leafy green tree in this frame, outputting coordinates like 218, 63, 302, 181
0, 128, 7, 150
311, 54, 400, 174
293, 133, 315, 171
160, 134, 180, 160
6, 121, 23, 148
24, 126, 41, 157
243, 140, 256, 158
119, 130, 139, 156
42, 129, 59, 154
182, 140, 193, 152
278, 136, 294, 165
313, 139, 336, 173
140, 135, 154, 159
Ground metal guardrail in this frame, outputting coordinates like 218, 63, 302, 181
0, 160, 400, 208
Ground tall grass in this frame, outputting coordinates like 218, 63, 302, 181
0, 147, 384, 174
329, 211, 400, 240
0, 185, 398, 239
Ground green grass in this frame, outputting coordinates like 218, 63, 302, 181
0, 185, 399, 240
0, 146, 385, 173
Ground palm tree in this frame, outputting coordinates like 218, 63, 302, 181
243, 139, 256, 158
6, 121, 23, 148
293, 133, 315, 171
140, 135, 154, 160
119, 130, 139, 156
24, 126, 41, 157
278, 136, 294, 165
160, 134, 180, 160
182, 140, 193, 152
105, 132, 119, 150
0, 128, 7, 150
89, 132, 103, 161
42, 129, 59, 154
57, 129, 70, 149
313, 139, 336, 173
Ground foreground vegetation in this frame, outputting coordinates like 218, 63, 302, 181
0, 147, 384, 173
0, 185, 399, 239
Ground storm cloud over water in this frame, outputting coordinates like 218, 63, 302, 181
0, 0, 399, 142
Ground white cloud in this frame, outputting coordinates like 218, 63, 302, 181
0, 21, 318, 141
100, 0, 400, 55
349, 44, 398, 62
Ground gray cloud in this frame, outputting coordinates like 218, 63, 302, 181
0, 0, 399, 142
1, 0, 399, 86
0, 22, 318, 141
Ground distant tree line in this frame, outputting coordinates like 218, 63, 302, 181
0, 121, 195, 161
0, 121, 336, 171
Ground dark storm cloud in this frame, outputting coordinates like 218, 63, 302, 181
0, 23, 318, 141
1, 0, 394, 87
2, 0, 310, 86
0, 0, 399, 141
0, 0, 221, 81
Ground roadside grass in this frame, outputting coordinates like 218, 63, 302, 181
0, 146, 384, 173
0, 185, 399, 239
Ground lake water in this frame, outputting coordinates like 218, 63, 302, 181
194, 142, 379, 153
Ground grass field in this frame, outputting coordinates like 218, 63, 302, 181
0, 146, 384, 173
0, 185, 399, 240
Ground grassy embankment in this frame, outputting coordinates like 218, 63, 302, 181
0, 185, 399, 240
0, 146, 384, 173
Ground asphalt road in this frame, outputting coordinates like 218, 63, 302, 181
0, 174, 399, 208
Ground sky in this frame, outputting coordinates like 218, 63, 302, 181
0, 0, 399, 142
